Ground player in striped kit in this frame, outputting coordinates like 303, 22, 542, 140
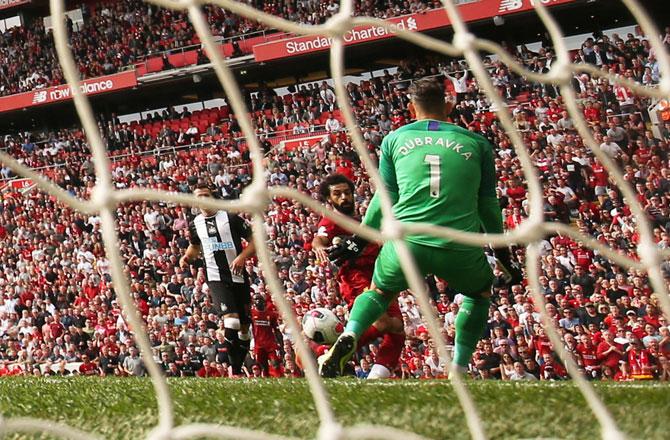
180, 183, 256, 375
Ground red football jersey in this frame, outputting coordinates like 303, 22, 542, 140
317, 215, 378, 277
252, 308, 279, 350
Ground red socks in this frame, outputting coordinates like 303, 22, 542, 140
356, 326, 405, 373
376, 332, 405, 371
357, 326, 382, 349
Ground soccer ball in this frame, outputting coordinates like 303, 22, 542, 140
302, 308, 344, 345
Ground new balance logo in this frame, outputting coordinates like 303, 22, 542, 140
31, 91, 47, 104
499, 0, 523, 13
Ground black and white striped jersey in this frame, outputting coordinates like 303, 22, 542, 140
188, 211, 252, 284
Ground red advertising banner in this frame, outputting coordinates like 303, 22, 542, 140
0, 70, 137, 113
253, 0, 580, 62
0, 178, 35, 196
9, 178, 33, 190
0, 0, 30, 11
282, 134, 328, 151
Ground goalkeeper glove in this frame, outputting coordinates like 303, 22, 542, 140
495, 246, 523, 286
327, 235, 368, 266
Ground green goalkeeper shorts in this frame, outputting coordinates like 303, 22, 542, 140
371, 240, 494, 296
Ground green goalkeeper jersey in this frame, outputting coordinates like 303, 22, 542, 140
363, 119, 502, 249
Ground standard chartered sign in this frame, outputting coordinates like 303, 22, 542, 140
286, 16, 419, 55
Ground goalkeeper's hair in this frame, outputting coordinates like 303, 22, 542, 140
408, 77, 447, 114
319, 173, 355, 201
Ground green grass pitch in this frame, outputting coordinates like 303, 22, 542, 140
0, 378, 666, 439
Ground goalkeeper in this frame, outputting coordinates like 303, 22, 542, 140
319, 78, 521, 377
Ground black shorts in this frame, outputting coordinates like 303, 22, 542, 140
208, 281, 252, 325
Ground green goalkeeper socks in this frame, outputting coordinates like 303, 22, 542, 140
345, 289, 488, 369
453, 296, 490, 368
344, 290, 393, 339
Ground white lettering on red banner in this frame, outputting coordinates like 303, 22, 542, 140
34, 79, 116, 104
0, 71, 137, 113
286, 37, 330, 55
254, 1, 579, 62
499, 0, 563, 13
498, 0, 523, 12
11, 179, 33, 190
286, 17, 419, 55
31, 91, 47, 105
0, 179, 36, 197
282, 135, 328, 151
0, 0, 30, 11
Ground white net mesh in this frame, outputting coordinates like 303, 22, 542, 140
0, 0, 667, 439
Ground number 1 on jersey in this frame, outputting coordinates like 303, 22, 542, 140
424, 154, 441, 198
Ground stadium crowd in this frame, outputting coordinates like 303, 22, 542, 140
0, 23, 669, 382
0, 0, 441, 97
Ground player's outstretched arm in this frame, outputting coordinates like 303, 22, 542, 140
363, 138, 399, 232
477, 138, 503, 236
180, 244, 201, 268
477, 138, 522, 285
327, 235, 368, 265
230, 240, 255, 276
362, 192, 384, 231
312, 234, 331, 264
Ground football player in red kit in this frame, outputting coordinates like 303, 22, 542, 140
251, 294, 281, 376
312, 174, 405, 378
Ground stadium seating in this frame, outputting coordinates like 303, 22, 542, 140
0, 25, 668, 383
0, 0, 441, 97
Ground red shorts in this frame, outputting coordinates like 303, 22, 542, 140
387, 300, 401, 319
254, 345, 278, 366
338, 268, 372, 304
339, 270, 401, 319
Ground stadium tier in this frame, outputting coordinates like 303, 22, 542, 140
0, 0, 644, 115
0, 0, 668, 391
0, 0, 452, 98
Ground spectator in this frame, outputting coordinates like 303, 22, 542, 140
356, 359, 371, 379
0, 24, 666, 383
122, 347, 145, 377
325, 114, 342, 133
508, 361, 538, 380
78, 355, 97, 375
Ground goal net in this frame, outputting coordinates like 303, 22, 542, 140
0, 0, 667, 439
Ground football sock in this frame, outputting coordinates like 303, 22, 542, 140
453, 296, 490, 368
223, 328, 240, 372
344, 290, 393, 339
223, 327, 238, 349
376, 331, 405, 371
358, 326, 382, 349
